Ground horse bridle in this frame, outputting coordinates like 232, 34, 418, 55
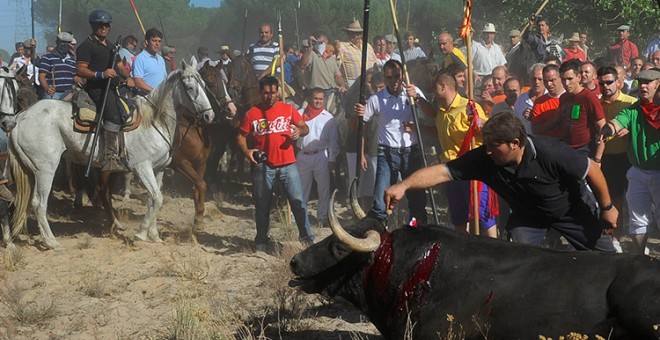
0, 74, 18, 117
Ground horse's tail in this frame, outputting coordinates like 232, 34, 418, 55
9, 142, 32, 237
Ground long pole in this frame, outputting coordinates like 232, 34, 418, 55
86, 37, 121, 177
294, 2, 301, 49
158, 13, 168, 46
462, 0, 480, 236
129, 0, 146, 35
58, 0, 62, 33
240, 9, 248, 53
277, 11, 286, 101
519, 0, 549, 36
353, 0, 370, 189
386, 0, 440, 224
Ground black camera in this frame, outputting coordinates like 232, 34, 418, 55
253, 150, 267, 164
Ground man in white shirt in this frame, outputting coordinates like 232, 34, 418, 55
472, 23, 507, 77
354, 60, 429, 224
296, 88, 340, 228
513, 63, 547, 133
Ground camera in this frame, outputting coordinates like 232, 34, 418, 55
253, 150, 267, 164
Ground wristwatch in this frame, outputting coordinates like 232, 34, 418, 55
601, 202, 614, 211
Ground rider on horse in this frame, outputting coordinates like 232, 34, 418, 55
76, 9, 130, 172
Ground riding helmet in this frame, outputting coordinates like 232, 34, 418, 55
89, 9, 112, 24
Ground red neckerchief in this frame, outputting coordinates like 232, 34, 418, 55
375, 53, 387, 60
303, 106, 324, 121
641, 100, 660, 130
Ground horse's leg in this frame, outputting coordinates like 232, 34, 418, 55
122, 172, 134, 202
173, 158, 207, 224
133, 165, 164, 243
98, 171, 125, 234
32, 169, 63, 250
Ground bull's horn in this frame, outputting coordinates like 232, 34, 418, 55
349, 178, 367, 219
329, 189, 380, 253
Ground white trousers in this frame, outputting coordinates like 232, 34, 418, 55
297, 151, 331, 220
626, 166, 660, 235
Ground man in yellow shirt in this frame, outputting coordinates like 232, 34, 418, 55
420, 72, 497, 237
597, 65, 637, 252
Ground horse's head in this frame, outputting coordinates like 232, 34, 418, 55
198, 61, 237, 120
226, 55, 261, 110
177, 61, 215, 124
0, 67, 19, 132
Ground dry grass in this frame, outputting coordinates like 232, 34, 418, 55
0, 281, 57, 325
79, 268, 109, 298
77, 233, 94, 250
162, 249, 210, 283
0, 248, 26, 272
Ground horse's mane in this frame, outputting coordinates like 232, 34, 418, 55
136, 68, 188, 126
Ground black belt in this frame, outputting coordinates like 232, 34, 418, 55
379, 144, 419, 154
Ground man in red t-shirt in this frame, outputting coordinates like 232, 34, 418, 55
531, 64, 565, 138
557, 59, 606, 159
237, 76, 314, 251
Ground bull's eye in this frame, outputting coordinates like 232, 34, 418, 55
331, 242, 350, 259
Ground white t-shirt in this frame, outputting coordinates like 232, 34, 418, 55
513, 89, 547, 133
363, 86, 426, 148
472, 40, 507, 76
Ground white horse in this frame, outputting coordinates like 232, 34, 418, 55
8, 62, 214, 250
0, 67, 20, 247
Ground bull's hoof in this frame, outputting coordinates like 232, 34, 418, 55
44, 240, 65, 251
193, 217, 205, 228
5, 242, 16, 252
147, 234, 163, 243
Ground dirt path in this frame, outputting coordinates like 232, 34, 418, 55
0, 176, 657, 340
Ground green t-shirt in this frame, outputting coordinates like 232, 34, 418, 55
613, 101, 660, 170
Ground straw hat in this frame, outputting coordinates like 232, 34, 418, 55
568, 32, 580, 42
216, 45, 230, 54
343, 19, 363, 33
482, 23, 497, 33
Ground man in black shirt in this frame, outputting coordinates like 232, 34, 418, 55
76, 9, 130, 172
385, 112, 617, 251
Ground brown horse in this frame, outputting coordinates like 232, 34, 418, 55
169, 60, 236, 224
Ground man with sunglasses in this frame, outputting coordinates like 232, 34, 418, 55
599, 68, 660, 254
597, 66, 638, 252
76, 9, 131, 172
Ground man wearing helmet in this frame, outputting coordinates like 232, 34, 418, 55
76, 9, 130, 172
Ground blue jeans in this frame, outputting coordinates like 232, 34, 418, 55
251, 162, 314, 244
43, 92, 67, 100
369, 145, 427, 224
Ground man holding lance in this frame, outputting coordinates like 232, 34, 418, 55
76, 9, 131, 172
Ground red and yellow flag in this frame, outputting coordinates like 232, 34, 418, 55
459, 0, 472, 39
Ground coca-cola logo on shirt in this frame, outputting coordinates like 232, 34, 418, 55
252, 116, 291, 136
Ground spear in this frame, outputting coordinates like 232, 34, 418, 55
158, 12, 168, 46
386, 0, 440, 224
58, 0, 62, 33
295, 1, 301, 49
240, 9, 248, 53
352, 0, 370, 193
129, 0, 146, 35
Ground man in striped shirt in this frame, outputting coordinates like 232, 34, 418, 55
38, 32, 79, 100
247, 24, 280, 80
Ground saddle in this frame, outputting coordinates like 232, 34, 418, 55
71, 88, 142, 133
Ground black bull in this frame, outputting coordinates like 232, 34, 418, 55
289, 197, 660, 339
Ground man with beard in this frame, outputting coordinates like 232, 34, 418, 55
385, 111, 617, 251
599, 68, 660, 254
38, 32, 80, 100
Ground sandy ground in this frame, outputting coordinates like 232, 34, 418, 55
0, 172, 657, 340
